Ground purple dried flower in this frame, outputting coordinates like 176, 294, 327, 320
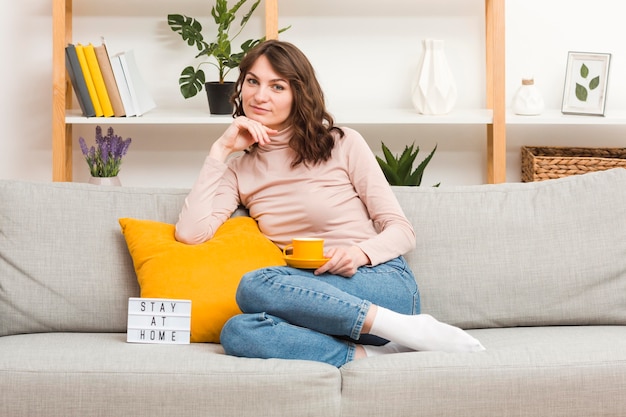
78, 137, 89, 157
95, 126, 104, 145
109, 136, 120, 159
79, 126, 132, 178
120, 138, 132, 157
100, 140, 110, 166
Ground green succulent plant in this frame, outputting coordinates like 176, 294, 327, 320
376, 142, 439, 187
167, 0, 289, 99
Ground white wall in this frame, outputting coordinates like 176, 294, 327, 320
505, 0, 626, 181
1, 0, 624, 187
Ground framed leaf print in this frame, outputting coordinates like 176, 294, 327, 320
562, 51, 611, 116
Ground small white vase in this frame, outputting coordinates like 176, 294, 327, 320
411, 39, 458, 115
89, 176, 121, 186
512, 78, 545, 116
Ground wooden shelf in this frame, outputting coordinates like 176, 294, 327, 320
66, 109, 234, 125
52, 0, 507, 183
328, 109, 494, 125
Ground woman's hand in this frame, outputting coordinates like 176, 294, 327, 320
209, 116, 278, 162
314, 246, 370, 278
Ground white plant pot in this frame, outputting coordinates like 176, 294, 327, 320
89, 176, 122, 186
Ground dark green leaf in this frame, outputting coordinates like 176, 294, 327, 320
376, 156, 402, 185
380, 142, 398, 170
411, 144, 437, 186
167, 15, 207, 51
212, 0, 227, 23
241, 38, 262, 53
397, 145, 418, 183
580, 63, 589, 78
575, 83, 588, 102
229, 0, 248, 15
241, 0, 261, 26
589, 75, 600, 90
179, 67, 205, 99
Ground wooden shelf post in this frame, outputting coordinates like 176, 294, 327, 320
265, 0, 279, 39
52, 0, 73, 181
485, 0, 506, 183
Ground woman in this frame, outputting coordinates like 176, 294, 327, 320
175, 40, 484, 367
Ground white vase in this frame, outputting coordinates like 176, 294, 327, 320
89, 176, 122, 186
411, 39, 458, 115
512, 78, 545, 116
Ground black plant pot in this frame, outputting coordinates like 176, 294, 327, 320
205, 81, 235, 115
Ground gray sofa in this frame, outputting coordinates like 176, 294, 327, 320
2, 168, 626, 417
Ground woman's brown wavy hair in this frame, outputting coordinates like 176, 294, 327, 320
233, 40, 343, 167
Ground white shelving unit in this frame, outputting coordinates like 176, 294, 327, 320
52, 0, 506, 183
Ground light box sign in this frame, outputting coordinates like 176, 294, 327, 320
127, 297, 191, 344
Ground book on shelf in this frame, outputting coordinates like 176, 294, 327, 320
65, 44, 95, 117
109, 54, 136, 117
94, 41, 126, 117
113, 50, 156, 116
83, 43, 114, 117
74, 43, 104, 117
66, 40, 156, 118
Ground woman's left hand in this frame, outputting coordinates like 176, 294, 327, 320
314, 246, 370, 278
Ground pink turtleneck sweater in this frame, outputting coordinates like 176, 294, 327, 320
175, 126, 415, 266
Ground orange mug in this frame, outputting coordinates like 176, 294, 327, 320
283, 238, 324, 260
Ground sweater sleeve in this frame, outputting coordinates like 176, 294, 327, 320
174, 156, 240, 244
342, 129, 416, 265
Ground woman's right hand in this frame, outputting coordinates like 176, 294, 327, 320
209, 116, 278, 162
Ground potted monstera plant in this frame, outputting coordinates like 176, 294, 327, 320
167, 0, 288, 114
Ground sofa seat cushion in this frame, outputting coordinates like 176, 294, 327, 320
394, 168, 626, 328
340, 326, 626, 417
0, 332, 341, 417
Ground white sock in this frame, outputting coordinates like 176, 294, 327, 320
368, 307, 485, 353
362, 342, 414, 357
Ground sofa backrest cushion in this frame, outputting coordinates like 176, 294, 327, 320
3, 169, 626, 336
394, 168, 626, 329
0, 180, 188, 336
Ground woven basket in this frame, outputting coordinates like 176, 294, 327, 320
521, 146, 626, 182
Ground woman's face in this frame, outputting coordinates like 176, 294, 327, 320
241, 55, 293, 131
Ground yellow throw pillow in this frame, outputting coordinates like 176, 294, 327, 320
119, 216, 286, 343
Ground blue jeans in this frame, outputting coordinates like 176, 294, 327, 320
220, 256, 420, 367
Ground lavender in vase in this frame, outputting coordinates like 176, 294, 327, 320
79, 126, 132, 178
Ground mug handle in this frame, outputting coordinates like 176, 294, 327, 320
283, 244, 293, 257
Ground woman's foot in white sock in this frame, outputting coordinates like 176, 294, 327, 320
362, 342, 414, 358
368, 307, 485, 353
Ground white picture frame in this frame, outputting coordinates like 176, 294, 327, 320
561, 51, 611, 116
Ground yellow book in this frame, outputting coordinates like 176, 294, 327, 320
83, 43, 114, 117
75, 44, 103, 117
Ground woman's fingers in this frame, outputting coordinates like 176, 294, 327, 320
235, 116, 277, 146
